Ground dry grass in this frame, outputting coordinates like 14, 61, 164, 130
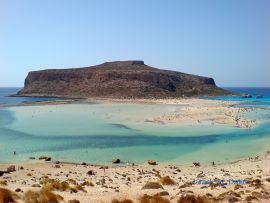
41, 177, 85, 193
81, 181, 94, 187
0, 188, 16, 203
43, 179, 70, 192
139, 194, 170, 203
159, 176, 176, 185
24, 189, 62, 203
142, 182, 164, 189
111, 199, 134, 203
177, 195, 211, 203
74, 185, 86, 193
0, 181, 7, 186
66, 178, 78, 185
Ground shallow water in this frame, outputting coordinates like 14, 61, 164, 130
0, 87, 270, 164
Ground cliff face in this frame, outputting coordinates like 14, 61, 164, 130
17, 60, 228, 98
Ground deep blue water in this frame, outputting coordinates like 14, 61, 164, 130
207, 87, 270, 101
0, 87, 65, 105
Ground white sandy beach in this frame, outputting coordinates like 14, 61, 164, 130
0, 152, 270, 203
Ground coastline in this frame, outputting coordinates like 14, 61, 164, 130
1, 96, 270, 202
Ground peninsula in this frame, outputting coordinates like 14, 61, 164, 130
17, 61, 228, 98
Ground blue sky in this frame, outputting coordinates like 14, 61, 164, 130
1, 0, 269, 87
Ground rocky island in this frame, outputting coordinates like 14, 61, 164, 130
17, 60, 228, 98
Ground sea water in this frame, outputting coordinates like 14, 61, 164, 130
0, 87, 66, 105
0, 87, 270, 164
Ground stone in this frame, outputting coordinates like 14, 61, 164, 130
159, 191, 169, 196
6, 165, 16, 173
193, 162, 200, 167
32, 184, 41, 187
15, 188, 22, 192
38, 156, 51, 161
45, 157, 51, 161
112, 159, 120, 164
87, 170, 94, 175
142, 182, 163, 189
68, 200, 80, 203
148, 160, 157, 165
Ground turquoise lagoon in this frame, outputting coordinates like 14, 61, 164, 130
0, 87, 270, 164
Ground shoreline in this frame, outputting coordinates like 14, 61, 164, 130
0, 97, 269, 202
6, 97, 260, 129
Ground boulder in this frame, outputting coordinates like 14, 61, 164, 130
148, 160, 157, 165
193, 162, 200, 167
68, 200, 80, 203
45, 157, 51, 161
112, 158, 121, 164
142, 182, 163, 189
6, 165, 16, 173
38, 156, 51, 161
87, 170, 95, 175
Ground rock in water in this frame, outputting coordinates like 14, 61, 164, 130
38, 156, 51, 161
17, 60, 228, 98
148, 160, 157, 165
112, 158, 121, 164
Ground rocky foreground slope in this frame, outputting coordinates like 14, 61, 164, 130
17, 60, 228, 98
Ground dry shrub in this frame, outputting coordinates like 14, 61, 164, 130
81, 181, 94, 187
159, 176, 176, 185
153, 170, 161, 178
216, 190, 241, 200
24, 189, 61, 203
177, 195, 211, 203
0, 181, 7, 186
0, 188, 16, 203
43, 180, 70, 192
142, 182, 164, 189
139, 194, 170, 203
66, 179, 78, 185
74, 185, 86, 192
41, 178, 70, 192
41, 177, 86, 193
111, 199, 134, 203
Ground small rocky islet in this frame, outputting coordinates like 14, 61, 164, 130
16, 60, 229, 99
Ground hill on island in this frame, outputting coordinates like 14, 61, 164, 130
17, 60, 228, 98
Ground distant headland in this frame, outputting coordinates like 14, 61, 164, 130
16, 60, 229, 98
